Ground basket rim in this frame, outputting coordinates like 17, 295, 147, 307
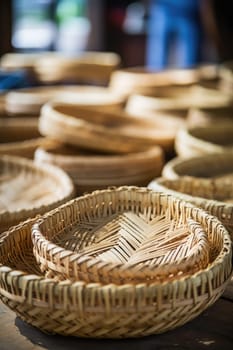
148, 177, 233, 220
31, 186, 232, 284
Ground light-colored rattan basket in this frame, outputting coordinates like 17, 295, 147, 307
109, 67, 200, 95
0, 187, 231, 338
35, 52, 121, 84
175, 124, 233, 158
148, 177, 233, 240
162, 152, 233, 181
34, 143, 164, 194
0, 155, 74, 233
126, 87, 232, 117
5, 85, 125, 115
32, 187, 231, 283
187, 106, 233, 127
39, 103, 175, 153
0, 118, 54, 158
0, 52, 50, 71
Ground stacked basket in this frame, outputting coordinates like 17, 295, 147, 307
0, 187, 232, 338
36, 102, 166, 194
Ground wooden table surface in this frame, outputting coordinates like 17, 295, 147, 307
0, 285, 232, 350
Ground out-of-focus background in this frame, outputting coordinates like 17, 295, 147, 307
0, 0, 232, 67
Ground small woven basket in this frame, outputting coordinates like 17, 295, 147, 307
0, 188, 231, 338
0, 118, 53, 158
162, 152, 233, 180
175, 125, 233, 158
0, 155, 74, 233
34, 143, 164, 195
148, 177, 233, 240
39, 102, 172, 153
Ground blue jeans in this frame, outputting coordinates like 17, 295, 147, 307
146, 2, 201, 70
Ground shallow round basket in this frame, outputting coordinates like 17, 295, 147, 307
126, 87, 232, 117
35, 52, 121, 84
0, 155, 74, 233
175, 124, 233, 158
187, 106, 233, 127
162, 152, 233, 181
39, 103, 174, 153
0, 118, 54, 158
5, 85, 125, 115
32, 187, 231, 284
0, 188, 231, 338
34, 143, 164, 195
148, 177, 233, 240
110, 67, 200, 95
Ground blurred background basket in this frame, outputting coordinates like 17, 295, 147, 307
0, 155, 74, 233
175, 124, 233, 158
34, 143, 164, 195
148, 177, 233, 240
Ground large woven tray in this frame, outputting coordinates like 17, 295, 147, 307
175, 124, 233, 158
148, 177, 233, 240
0, 155, 74, 233
39, 103, 173, 153
5, 85, 125, 115
0, 118, 53, 158
0, 188, 231, 338
34, 143, 164, 195
162, 152, 233, 180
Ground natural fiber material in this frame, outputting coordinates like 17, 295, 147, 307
162, 152, 233, 181
35, 52, 120, 84
6, 85, 125, 115
0, 118, 53, 158
126, 88, 232, 116
175, 125, 233, 158
0, 188, 232, 338
34, 143, 164, 195
32, 187, 231, 283
187, 106, 233, 127
0, 155, 74, 233
110, 67, 200, 96
148, 177, 233, 240
39, 103, 173, 153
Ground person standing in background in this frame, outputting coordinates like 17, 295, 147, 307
146, 0, 202, 69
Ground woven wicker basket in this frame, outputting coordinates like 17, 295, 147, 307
35, 52, 120, 84
126, 88, 232, 117
39, 102, 174, 153
0, 118, 54, 158
0, 155, 74, 233
34, 143, 164, 194
6, 85, 125, 115
0, 94, 5, 116
187, 106, 233, 127
110, 67, 200, 95
0, 52, 50, 71
175, 125, 233, 158
148, 177, 233, 240
0, 188, 231, 338
162, 152, 233, 181
32, 187, 231, 284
